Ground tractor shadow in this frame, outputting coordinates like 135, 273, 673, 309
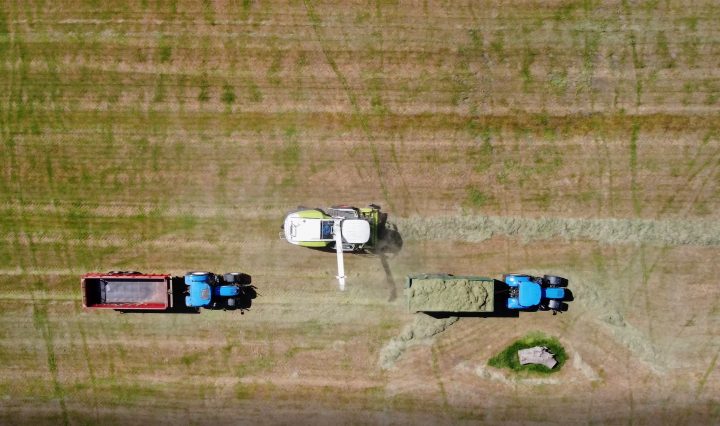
233, 284, 258, 312
564, 288, 575, 302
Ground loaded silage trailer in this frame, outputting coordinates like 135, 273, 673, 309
406, 273, 568, 314
405, 274, 496, 313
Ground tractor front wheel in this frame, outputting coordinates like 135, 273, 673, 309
224, 272, 251, 285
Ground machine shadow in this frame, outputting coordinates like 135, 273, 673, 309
234, 284, 258, 312
376, 220, 403, 255
377, 221, 404, 302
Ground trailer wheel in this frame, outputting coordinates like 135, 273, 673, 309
544, 275, 568, 287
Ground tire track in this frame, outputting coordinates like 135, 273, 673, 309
31, 295, 69, 426
660, 135, 720, 216
74, 300, 100, 423
696, 347, 719, 397
302, 0, 415, 213
302, 0, 389, 204
682, 154, 720, 217
629, 120, 641, 214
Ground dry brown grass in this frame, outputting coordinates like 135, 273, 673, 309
1, 0, 719, 424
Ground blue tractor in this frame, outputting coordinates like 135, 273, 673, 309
184, 271, 254, 310
504, 274, 568, 313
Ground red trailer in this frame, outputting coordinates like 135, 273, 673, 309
81, 272, 175, 310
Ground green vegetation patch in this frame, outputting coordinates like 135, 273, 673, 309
488, 332, 566, 374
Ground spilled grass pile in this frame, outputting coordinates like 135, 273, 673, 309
488, 332, 567, 375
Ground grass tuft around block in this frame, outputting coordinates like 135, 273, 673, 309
487, 332, 566, 374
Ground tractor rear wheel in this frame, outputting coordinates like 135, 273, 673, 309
503, 273, 531, 282
544, 275, 568, 287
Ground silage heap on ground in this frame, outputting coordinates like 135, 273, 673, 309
396, 215, 720, 247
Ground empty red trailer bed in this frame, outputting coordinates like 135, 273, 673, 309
81, 272, 174, 310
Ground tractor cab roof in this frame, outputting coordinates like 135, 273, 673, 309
518, 281, 542, 307
188, 281, 211, 307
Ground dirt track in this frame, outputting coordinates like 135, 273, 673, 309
1, 1, 719, 424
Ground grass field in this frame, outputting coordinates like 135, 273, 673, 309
1, 0, 719, 424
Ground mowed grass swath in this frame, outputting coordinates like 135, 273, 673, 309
1, 1, 719, 424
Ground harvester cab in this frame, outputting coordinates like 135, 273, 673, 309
338, 219, 371, 245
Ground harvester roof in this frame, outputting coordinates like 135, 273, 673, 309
341, 219, 371, 244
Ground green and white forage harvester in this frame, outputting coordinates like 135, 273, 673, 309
281, 204, 385, 290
